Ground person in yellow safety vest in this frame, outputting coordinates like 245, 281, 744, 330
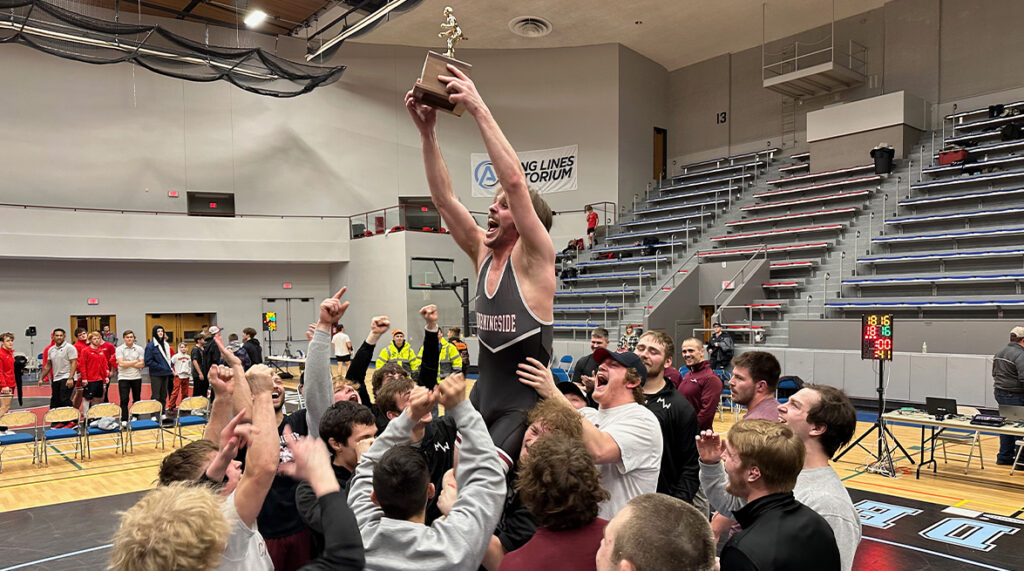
414, 330, 464, 382
375, 330, 420, 373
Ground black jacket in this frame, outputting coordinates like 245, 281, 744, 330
721, 492, 840, 571
643, 382, 701, 503
297, 491, 365, 570
993, 342, 1024, 393
707, 332, 734, 370
244, 338, 263, 365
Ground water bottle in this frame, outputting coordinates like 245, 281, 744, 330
922, 341, 927, 354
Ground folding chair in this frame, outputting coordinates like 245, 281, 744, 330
83, 403, 124, 458
175, 396, 210, 448
559, 355, 574, 371
935, 406, 985, 474
40, 407, 83, 465
551, 368, 571, 383
0, 411, 39, 471
126, 400, 165, 453
719, 388, 740, 422
1011, 439, 1024, 476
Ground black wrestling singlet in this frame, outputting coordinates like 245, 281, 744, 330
471, 254, 553, 459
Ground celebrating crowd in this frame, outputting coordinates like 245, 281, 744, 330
0, 64, 868, 571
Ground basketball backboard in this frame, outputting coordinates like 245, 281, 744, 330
409, 257, 457, 290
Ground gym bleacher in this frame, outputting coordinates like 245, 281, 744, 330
828, 98, 1024, 317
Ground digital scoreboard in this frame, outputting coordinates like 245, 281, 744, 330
861, 313, 893, 360
262, 312, 278, 332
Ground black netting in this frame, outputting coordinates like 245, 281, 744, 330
0, 0, 345, 97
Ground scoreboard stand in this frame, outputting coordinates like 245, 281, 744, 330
834, 313, 914, 477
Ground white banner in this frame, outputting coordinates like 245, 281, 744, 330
471, 144, 578, 197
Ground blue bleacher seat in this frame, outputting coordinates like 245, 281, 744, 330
911, 169, 1024, 192
899, 187, 1024, 208
884, 206, 1024, 226
858, 247, 1024, 266
844, 272, 1024, 287
872, 226, 1024, 245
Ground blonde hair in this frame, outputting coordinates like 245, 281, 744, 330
88, 330, 102, 341
110, 482, 229, 571
727, 419, 805, 493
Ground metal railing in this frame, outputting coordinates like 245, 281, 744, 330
712, 245, 769, 319
643, 251, 699, 316
762, 34, 867, 81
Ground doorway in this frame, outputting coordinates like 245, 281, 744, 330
654, 127, 667, 181
70, 315, 116, 336
145, 313, 214, 351
701, 306, 716, 343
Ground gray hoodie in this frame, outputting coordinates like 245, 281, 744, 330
348, 399, 505, 571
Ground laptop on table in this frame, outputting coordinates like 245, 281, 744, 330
925, 397, 958, 420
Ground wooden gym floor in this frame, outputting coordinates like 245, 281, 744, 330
2, 374, 1023, 570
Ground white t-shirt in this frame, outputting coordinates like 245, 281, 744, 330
331, 332, 352, 357
216, 492, 273, 571
171, 352, 192, 379
47, 343, 78, 381
115, 344, 145, 380
580, 403, 664, 520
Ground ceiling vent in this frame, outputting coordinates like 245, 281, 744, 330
508, 16, 552, 38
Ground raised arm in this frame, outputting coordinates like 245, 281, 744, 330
211, 332, 253, 422
435, 375, 506, 565
280, 435, 365, 570
351, 316, 389, 404
418, 305, 441, 390
405, 90, 485, 264
517, 358, 621, 464
233, 365, 279, 527
307, 288, 350, 439
203, 365, 235, 443
442, 66, 554, 263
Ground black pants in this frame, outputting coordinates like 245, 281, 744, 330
193, 376, 209, 400
119, 378, 142, 421
50, 378, 73, 409
150, 375, 172, 408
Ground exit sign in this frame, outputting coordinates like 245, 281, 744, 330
87, 298, 99, 305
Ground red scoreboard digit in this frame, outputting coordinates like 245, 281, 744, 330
861, 314, 894, 360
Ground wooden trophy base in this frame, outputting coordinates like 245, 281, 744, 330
413, 51, 473, 117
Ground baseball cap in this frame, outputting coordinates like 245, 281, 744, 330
591, 347, 647, 386
1011, 326, 1024, 340
556, 381, 586, 401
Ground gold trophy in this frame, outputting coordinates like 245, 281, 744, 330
412, 6, 473, 116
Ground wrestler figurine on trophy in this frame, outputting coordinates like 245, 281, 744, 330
412, 6, 473, 116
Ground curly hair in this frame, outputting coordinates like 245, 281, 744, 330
516, 434, 609, 530
376, 377, 417, 416
370, 362, 411, 400
159, 439, 218, 485
110, 482, 229, 571
527, 398, 583, 440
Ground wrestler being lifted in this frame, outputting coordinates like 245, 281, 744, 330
405, 65, 555, 467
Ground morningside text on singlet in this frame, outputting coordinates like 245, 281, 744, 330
476, 313, 517, 333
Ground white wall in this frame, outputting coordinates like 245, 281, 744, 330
0, 259, 331, 349
0, 207, 351, 263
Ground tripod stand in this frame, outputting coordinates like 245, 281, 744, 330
834, 360, 914, 476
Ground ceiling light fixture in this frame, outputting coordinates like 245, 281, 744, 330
244, 9, 267, 27
307, 0, 412, 61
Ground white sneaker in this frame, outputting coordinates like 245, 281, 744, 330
121, 421, 128, 428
